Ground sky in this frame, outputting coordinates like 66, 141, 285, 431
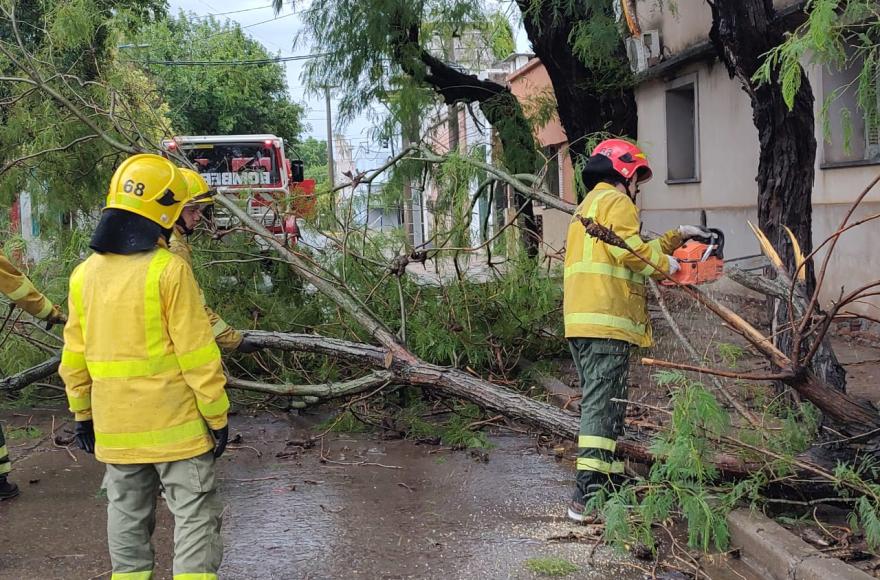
166, 0, 531, 170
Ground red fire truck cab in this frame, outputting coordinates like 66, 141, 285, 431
161, 134, 316, 243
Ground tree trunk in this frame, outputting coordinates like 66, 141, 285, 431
707, 0, 846, 391
515, 0, 637, 162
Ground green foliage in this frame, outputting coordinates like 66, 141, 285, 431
294, 137, 330, 186
591, 379, 732, 552
716, 343, 745, 368
394, 401, 492, 448
130, 12, 304, 146
523, 556, 579, 576
519, 0, 631, 91
756, 0, 880, 138
5, 425, 43, 440
318, 410, 373, 433
0, 0, 169, 216
591, 371, 873, 556
284, 0, 502, 128
833, 462, 880, 550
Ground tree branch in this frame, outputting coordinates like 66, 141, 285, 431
0, 134, 100, 177
227, 370, 393, 397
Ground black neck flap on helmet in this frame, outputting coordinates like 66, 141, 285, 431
581, 154, 628, 191
90, 209, 172, 255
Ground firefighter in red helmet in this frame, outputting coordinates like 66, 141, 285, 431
564, 139, 710, 522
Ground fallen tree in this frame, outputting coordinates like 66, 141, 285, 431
2, 1, 879, 497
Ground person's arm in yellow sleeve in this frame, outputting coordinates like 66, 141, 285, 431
162, 256, 229, 430
0, 254, 65, 323
169, 229, 243, 351
603, 195, 676, 279
207, 306, 243, 350
59, 265, 92, 421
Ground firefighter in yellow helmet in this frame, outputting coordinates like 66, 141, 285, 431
564, 139, 710, 523
0, 255, 66, 500
172, 168, 263, 353
59, 153, 228, 579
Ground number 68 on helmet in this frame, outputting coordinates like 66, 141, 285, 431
104, 153, 192, 227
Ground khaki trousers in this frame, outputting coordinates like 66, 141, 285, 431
104, 452, 223, 580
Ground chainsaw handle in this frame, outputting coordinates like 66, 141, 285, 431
692, 228, 724, 260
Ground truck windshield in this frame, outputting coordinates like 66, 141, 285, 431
182, 142, 280, 187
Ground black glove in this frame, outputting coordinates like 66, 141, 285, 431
211, 425, 229, 459
236, 336, 264, 354
44, 305, 67, 330
75, 420, 95, 454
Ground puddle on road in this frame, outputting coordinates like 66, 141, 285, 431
0, 411, 755, 579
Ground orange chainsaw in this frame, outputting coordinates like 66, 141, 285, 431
662, 228, 725, 286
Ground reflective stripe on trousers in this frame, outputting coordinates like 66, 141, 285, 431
0, 423, 9, 476
569, 337, 631, 490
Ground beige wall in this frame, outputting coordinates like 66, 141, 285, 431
508, 58, 578, 258
634, 0, 713, 53
635, 0, 803, 54
636, 55, 880, 316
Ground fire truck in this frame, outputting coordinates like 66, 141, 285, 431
161, 134, 316, 244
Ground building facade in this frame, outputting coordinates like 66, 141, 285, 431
507, 0, 880, 318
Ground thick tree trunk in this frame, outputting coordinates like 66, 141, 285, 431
515, 0, 637, 162
707, 0, 846, 391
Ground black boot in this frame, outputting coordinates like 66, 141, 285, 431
567, 473, 606, 524
0, 475, 20, 500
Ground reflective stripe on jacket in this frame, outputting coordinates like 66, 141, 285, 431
0, 253, 53, 319
169, 228, 243, 351
563, 183, 682, 347
60, 245, 229, 464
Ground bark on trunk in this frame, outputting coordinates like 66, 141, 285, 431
515, 0, 637, 162
707, 0, 846, 391
0, 355, 59, 392
240, 330, 769, 477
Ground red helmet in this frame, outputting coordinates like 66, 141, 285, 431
591, 139, 652, 184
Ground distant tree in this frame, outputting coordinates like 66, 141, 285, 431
277, 0, 636, 255
0, 0, 168, 214
132, 13, 305, 145
293, 137, 329, 184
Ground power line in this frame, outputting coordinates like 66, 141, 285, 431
187, 4, 275, 19
204, 11, 297, 39
130, 53, 329, 66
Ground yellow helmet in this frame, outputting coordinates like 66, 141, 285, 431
179, 167, 214, 206
105, 154, 191, 227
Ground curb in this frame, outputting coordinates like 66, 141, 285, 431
727, 509, 873, 580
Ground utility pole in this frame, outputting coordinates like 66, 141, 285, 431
401, 127, 414, 245
324, 86, 336, 188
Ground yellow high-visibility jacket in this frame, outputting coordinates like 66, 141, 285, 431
0, 253, 55, 320
564, 183, 682, 347
169, 227, 243, 351
60, 242, 229, 464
